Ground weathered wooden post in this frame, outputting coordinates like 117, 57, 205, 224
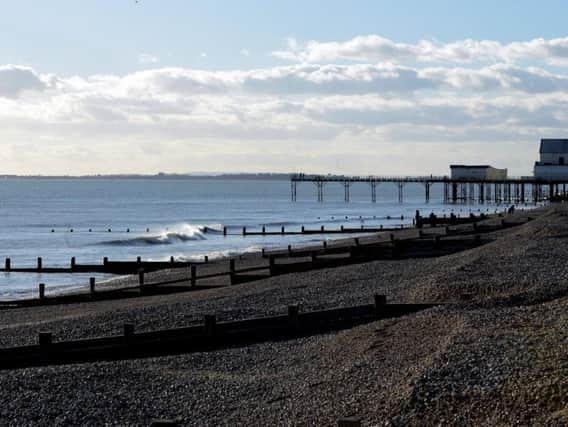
37, 257, 42, 271
204, 255, 209, 264
89, 277, 96, 295
323, 241, 327, 250
321, 225, 325, 232
281, 226, 285, 235
301, 226, 305, 233
229, 259, 235, 285
138, 269, 144, 287
374, 294, 387, 318
375, 294, 387, 308
288, 305, 299, 330
4, 258, 10, 271
136, 256, 142, 265
190, 265, 197, 287
338, 417, 362, 427
223, 226, 227, 236
261, 248, 265, 257
103, 257, 109, 267
389, 233, 395, 243
340, 225, 344, 232
123, 323, 134, 339
354, 237, 360, 246
434, 235, 441, 249
38, 332, 52, 347
39, 283, 45, 301
170, 256, 175, 264
204, 315, 216, 336
287, 244, 292, 255
242, 227, 247, 236
262, 226, 266, 235
70, 256, 76, 269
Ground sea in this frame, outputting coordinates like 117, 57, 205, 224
0, 177, 536, 299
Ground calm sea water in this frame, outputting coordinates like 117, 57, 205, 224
0, 178, 534, 299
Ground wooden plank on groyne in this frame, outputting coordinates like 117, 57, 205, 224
0, 298, 438, 370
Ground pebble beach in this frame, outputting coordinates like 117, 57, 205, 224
0, 205, 567, 425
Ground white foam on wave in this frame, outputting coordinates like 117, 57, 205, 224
100, 223, 211, 246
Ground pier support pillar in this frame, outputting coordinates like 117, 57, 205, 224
397, 182, 404, 204
370, 181, 377, 203
451, 183, 458, 203
343, 180, 350, 203
291, 180, 297, 202
424, 182, 431, 203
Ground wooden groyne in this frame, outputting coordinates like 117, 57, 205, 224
0, 257, 200, 275
0, 213, 534, 308
0, 296, 437, 370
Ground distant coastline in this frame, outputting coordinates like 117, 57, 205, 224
0, 173, 293, 181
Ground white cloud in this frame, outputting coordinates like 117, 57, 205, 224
200, 52, 207, 58
4, 34, 568, 174
240, 49, 250, 57
271, 35, 568, 66
138, 53, 160, 64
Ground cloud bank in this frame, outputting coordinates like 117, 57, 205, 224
272, 35, 568, 66
1, 35, 568, 175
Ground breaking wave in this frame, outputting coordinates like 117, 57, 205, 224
99, 224, 210, 246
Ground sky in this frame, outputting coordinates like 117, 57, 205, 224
2, 0, 568, 175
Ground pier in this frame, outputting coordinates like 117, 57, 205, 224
290, 173, 568, 204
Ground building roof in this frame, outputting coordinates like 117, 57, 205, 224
540, 139, 568, 153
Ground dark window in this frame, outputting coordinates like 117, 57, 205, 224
560, 157, 565, 165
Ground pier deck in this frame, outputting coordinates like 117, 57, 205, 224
290, 173, 568, 204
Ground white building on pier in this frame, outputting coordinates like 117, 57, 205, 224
534, 139, 568, 180
450, 165, 507, 180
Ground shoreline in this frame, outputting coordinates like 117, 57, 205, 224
0, 205, 538, 303
0, 204, 565, 424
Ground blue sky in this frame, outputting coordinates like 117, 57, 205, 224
1, 1, 568, 175
3, 0, 568, 74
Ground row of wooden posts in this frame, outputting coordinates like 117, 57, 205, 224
226, 223, 408, 236
35, 294, 389, 348
5, 212, 524, 304
17, 294, 435, 372
27, 223, 497, 303
3, 254, 209, 273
